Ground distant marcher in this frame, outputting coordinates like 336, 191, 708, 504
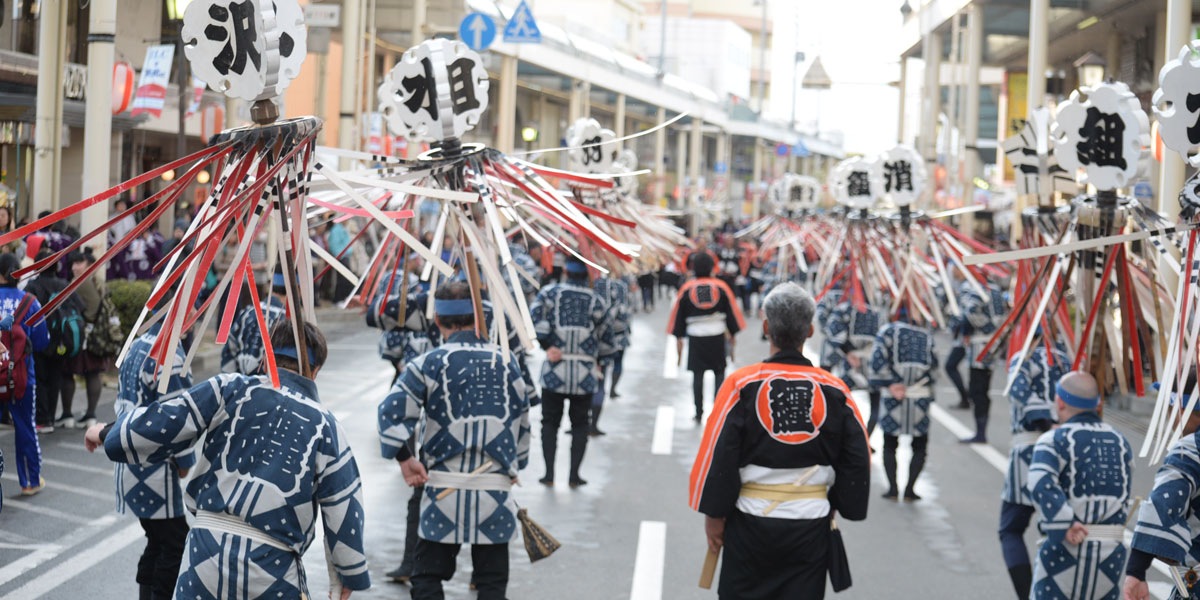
668, 252, 745, 422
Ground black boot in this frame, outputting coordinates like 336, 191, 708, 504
882, 436, 899, 500
1007, 564, 1033, 600
540, 428, 556, 485
569, 428, 589, 487
904, 437, 927, 501
140, 585, 154, 600
589, 405, 606, 437
961, 417, 987, 444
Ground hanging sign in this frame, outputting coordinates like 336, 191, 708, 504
131, 44, 175, 118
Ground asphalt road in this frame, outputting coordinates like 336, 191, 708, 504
0, 298, 1183, 599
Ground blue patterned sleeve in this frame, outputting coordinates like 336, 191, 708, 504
868, 328, 897, 388
316, 417, 371, 591
595, 297, 617, 359
1027, 431, 1077, 542
377, 357, 428, 459
530, 290, 552, 344
1131, 435, 1200, 565
103, 374, 234, 466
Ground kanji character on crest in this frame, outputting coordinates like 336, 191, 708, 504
848, 170, 871, 197
1076, 106, 1127, 170
883, 160, 914, 193
205, 0, 261, 77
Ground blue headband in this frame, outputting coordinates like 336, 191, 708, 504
434, 298, 475, 316
272, 273, 287, 287
275, 346, 316, 365
1056, 381, 1099, 410
565, 261, 587, 274
1153, 382, 1200, 411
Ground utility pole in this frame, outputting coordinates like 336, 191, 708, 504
758, 0, 768, 113
32, 0, 65, 215
80, 0, 118, 254
338, 0, 362, 168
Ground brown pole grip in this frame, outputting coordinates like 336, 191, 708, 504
699, 549, 719, 589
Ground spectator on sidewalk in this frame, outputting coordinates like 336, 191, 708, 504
67, 248, 117, 430
25, 244, 84, 432
0, 253, 50, 495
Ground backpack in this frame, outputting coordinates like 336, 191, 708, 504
0, 295, 36, 404
85, 292, 123, 357
47, 299, 84, 359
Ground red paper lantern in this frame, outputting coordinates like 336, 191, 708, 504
112, 62, 135, 115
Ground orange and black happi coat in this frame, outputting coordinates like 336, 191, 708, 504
688, 350, 871, 520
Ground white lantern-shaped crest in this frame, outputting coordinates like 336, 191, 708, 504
1154, 42, 1200, 167
566, 118, 617, 174
378, 39, 489, 141
1052, 81, 1148, 191
871, 145, 925, 207
832, 157, 877, 210
182, 0, 307, 101
612, 149, 639, 196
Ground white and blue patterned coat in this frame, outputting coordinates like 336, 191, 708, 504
220, 295, 286, 375
508, 244, 542, 298
1131, 432, 1200, 598
530, 280, 616, 396
366, 283, 436, 364
1003, 344, 1069, 506
113, 325, 195, 519
825, 300, 882, 387
868, 321, 936, 437
103, 371, 370, 598
952, 282, 1006, 369
377, 331, 534, 544
593, 276, 632, 351
1027, 412, 1132, 600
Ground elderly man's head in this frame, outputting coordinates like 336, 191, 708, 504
762, 282, 816, 352
1055, 370, 1102, 419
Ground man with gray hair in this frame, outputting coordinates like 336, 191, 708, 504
1026, 370, 1132, 600
689, 282, 870, 598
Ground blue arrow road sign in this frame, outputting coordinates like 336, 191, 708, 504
503, 0, 542, 43
459, 13, 496, 51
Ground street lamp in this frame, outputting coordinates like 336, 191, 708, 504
165, 0, 192, 20
1074, 51, 1107, 88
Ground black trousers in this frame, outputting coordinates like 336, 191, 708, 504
34, 353, 72, 425
945, 344, 968, 403
882, 433, 928, 493
411, 539, 508, 600
720, 511, 829, 600
137, 517, 189, 600
541, 390, 591, 481
969, 367, 992, 421
397, 482, 423, 577
693, 368, 726, 418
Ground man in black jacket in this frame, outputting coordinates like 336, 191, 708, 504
25, 244, 84, 431
688, 282, 870, 599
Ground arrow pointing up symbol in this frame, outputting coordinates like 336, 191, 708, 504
468, 14, 486, 49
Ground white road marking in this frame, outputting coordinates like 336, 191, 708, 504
927, 404, 1008, 472
929, 399, 1174, 598
56, 441, 91, 452
663, 338, 680, 379
1, 498, 95, 524
651, 406, 675, 455
5, 521, 144, 600
40, 457, 113, 476
629, 521, 667, 600
0, 513, 117, 587
1, 473, 111, 501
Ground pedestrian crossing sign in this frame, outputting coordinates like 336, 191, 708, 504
503, 0, 541, 44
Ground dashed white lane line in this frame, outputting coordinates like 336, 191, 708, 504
929, 399, 1174, 598
629, 521, 667, 600
1, 473, 110, 501
0, 513, 118, 588
6, 521, 144, 600
1, 498, 95, 524
927, 404, 1008, 472
651, 406, 675, 456
40, 456, 113, 476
